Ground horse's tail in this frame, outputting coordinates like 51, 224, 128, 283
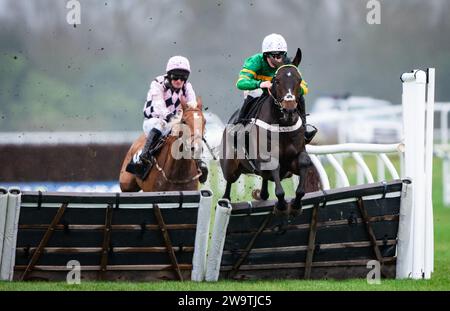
304, 165, 321, 193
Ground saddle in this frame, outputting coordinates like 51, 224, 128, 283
233, 94, 267, 126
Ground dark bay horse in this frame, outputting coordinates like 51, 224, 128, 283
220, 50, 320, 213
119, 98, 206, 192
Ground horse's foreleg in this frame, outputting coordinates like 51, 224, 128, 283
291, 152, 312, 210
223, 181, 232, 201
271, 169, 287, 211
119, 170, 141, 192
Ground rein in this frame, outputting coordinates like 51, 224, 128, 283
267, 87, 282, 108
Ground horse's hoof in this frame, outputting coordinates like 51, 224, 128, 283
290, 198, 303, 211
275, 200, 288, 213
273, 208, 288, 218
252, 189, 261, 200
288, 205, 302, 218
260, 190, 269, 201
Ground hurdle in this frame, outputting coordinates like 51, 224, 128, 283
0, 189, 213, 281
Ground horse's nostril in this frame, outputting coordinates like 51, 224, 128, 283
284, 94, 295, 101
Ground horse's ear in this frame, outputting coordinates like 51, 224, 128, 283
291, 48, 302, 67
196, 96, 203, 110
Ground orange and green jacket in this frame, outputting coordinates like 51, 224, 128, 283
236, 53, 309, 95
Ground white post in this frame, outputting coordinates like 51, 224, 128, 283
326, 154, 350, 187
397, 69, 428, 279
424, 68, 435, 278
353, 152, 375, 184
205, 199, 232, 281
379, 153, 400, 180
396, 180, 414, 278
191, 190, 213, 281
377, 156, 385, 181
0, 188, 8, 271
0, 188, 21, 281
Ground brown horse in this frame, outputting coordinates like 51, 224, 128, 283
119, 98, 206, 192
220, 49, 320, 213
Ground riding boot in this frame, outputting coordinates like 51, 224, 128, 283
305, 124, 318, 144
196, 159, 209, 184
298, 108, 317, 144
135, 128, 162, 180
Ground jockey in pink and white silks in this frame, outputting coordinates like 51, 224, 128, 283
134, 56, 208, 182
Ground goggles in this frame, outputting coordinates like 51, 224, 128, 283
268, 51, 287, 59
169, 73, 189, 81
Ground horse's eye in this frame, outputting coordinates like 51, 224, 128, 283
274, 79, 279, 84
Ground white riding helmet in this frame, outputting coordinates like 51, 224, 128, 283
262, 33, 288, 53
166, 55, 191, 73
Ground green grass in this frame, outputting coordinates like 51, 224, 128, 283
1, 277, 449, 291
1, 157, 449, 291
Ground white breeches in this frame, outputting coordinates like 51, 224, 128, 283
243, 89, 263, 99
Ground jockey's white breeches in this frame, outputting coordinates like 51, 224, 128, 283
143, 118, 171, 137
243, 89, 263, 99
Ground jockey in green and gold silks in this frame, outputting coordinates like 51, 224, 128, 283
234, 33, 316, 143
236, 53, 309, 96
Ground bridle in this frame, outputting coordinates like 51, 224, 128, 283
268, 64, 302, 116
